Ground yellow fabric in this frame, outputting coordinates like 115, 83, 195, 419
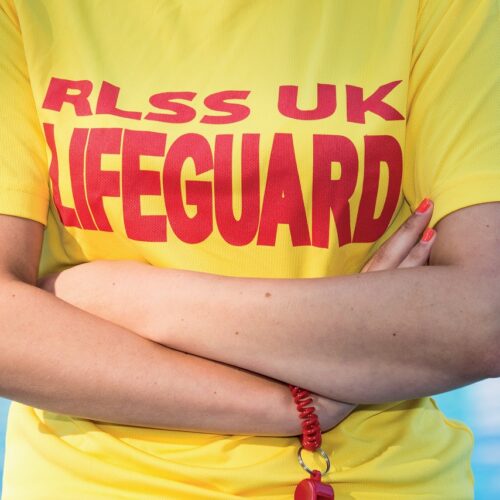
1, 0, 499, 498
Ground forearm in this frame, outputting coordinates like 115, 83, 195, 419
0, 274, 352, 436
50, 259, 499, 404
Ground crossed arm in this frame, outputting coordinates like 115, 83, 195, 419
42, 201, 500, 404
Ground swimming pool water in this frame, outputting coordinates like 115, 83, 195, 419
1, 379, 498, 498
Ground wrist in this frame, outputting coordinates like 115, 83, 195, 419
278, 386, 356, 438
311, 394, 356, 432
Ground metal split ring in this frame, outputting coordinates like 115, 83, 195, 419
297, 446, 331, 476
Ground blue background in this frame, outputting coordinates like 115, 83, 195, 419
1, 380, 499, 498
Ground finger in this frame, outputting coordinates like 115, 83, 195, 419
398, 228, 437, 268
363, 198, 434, 272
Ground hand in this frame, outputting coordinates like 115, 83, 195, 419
312, 199, 437, 431
37, 199, 437, 435
312, 395, 358, 433
361, 198, 436, 272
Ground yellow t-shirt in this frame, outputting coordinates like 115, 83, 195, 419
1, 0, 499, 498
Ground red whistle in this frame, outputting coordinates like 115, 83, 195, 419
294, 470, 334, 500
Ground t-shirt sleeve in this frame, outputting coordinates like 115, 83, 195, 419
403, 0, 500, 227
0, 0, 49, 225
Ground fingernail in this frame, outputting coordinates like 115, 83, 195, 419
421, 227, 435, 242
416, 198, 432, 214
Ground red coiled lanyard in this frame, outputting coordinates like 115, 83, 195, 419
288, 385, 334, 500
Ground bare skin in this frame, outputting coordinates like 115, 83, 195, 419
1, 214, 349, 436
38, 199, 451, 416
39, 201, 500, 404
1, 199, 436, 436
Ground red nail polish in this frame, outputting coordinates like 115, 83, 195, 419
416, 198, 431, 213
421, 228, 435, 242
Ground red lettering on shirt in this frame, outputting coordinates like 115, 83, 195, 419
346, 80, 405, 123
122, 129, 167, 241
312, 134, 359, 248
353, 135, 403, 242
42, 77, 93, 116
214, 134, 260, 246
41, 77, 406, 248
43, 123, 81, 227
85, 128, 122, 231
278, 84, 337, 120
163, 133, 214, 243
145, 92, 197, 124
69, 128, 97, 230
257, 133, 311, 246
201, 90, 251, 124
96, 81, 142, 120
